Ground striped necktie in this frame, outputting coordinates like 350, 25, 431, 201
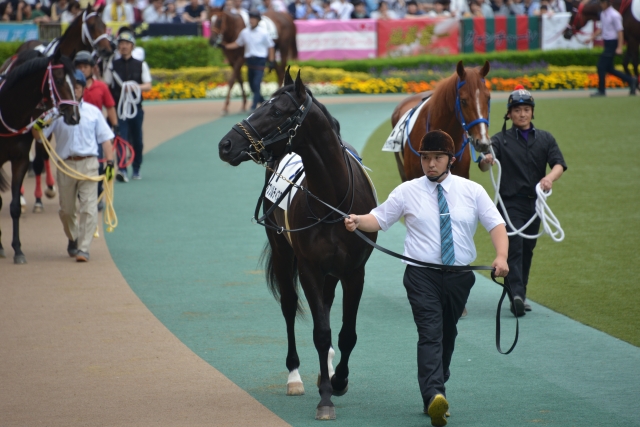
437, 184, 455, 266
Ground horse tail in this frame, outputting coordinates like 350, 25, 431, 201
261, 241, 304, 317
0, 168, 9, 192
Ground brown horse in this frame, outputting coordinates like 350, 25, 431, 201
564, 0, 640, 90
209, 8, 298, 114
0, 51, 80, 264
218, 70, 377, 421
390, 61, 491, 182
0, 4, 112, 212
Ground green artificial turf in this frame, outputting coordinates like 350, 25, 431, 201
361, 96, 640, 347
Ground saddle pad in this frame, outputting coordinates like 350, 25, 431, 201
633, 0, 640, 22
265, 151, 378, 212
382, 97, 430, 153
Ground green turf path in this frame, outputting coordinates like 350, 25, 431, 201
106, 98, 640, 426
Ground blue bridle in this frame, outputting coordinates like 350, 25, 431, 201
405, 78, 490, 163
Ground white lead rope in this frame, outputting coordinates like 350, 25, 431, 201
117, 81, 141, 120
484, 146, 565, 242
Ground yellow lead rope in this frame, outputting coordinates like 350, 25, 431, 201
36, 128, 118, 233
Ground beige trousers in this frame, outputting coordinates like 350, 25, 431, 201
57, 157, 99, 253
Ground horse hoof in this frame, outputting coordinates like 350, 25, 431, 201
33, 203, 44, 213
286, 382, 305, 396
14, 254, 27, 264
45, 186, 56, 198
331, 376, 348, 396
315, 406, 336, 420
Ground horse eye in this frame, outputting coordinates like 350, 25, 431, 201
461, 99, 467, 106
271, 108, 282, 117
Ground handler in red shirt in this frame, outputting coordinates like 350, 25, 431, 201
74, 51, 119, 209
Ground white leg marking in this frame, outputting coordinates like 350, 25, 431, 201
475, 88, 488, 142
328, 346, 335, 378
287, 368, 302, 384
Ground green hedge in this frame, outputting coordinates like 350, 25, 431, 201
295, 49, 618, 74
0, 37, 225, 69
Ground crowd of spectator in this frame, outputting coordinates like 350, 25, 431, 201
0, 0, 571, 25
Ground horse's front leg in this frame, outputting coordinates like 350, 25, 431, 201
331, 268, 365, 396
316, 276, 339, 387
298, 262, 336, 420
10, 154, 29, 264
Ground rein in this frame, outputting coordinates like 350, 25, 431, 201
0, 62, 78, 137
233, 90, 518, 355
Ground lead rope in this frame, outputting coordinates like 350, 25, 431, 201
483, 146, 564, 241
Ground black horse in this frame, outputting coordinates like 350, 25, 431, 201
0, 51, 79, 263
218, 70, 377, 420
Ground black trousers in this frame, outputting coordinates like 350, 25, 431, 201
403, 265, 475, 406
499, 196, 541, 300
598, 39, 635, 94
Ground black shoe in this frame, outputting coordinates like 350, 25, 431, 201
590, 91, 606, 97
116, 170, 128, 183
511, 296, 526, 317
425, 394, 449, 426
67, 239, 78, 258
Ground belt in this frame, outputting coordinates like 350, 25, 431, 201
65, 155, 94, 161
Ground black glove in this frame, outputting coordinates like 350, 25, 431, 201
105, 160, 115, 181
112, 124, 120, 136
266, 60, 277, 73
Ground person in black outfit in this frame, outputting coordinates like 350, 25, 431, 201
479, 86, 567, 317
104, 28, 152, 182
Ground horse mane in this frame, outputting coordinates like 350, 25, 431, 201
3, 52, 74, 92
272, 84, 342, 137
429, 66, 484, 124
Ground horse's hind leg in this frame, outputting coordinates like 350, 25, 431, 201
331, 268, 365, 396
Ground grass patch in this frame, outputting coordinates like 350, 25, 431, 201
361, 95, 640, 347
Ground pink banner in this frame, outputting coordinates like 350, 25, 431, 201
295, 19, 377, 61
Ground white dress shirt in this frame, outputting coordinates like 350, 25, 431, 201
600, 6, 623, 40
235, 26, 274, 58
371, 174, 505, 266
44, 102, 115, 159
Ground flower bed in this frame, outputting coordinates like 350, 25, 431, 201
143, 67, 628, 100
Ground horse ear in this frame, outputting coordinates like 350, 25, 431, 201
96, 2, 106, 14
479, 60, 490, 78
284, 66, 294, 86
456, 61, 466, 79
294, 70, 305, 98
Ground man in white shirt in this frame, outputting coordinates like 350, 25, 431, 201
35, 70, 115, 262
223, 10, 275, 110
345, 130, 508, 427
330, 0, 354, 19
590, 0, 636, 96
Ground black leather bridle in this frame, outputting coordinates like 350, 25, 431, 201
232, 91, 314, 164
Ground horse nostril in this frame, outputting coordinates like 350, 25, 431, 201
219, 140, 231, 154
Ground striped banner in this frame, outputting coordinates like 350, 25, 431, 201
461, 16, 540, 53
295, 20, 377, 61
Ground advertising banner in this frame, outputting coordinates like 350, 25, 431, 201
295, 19, 377, 61
0, 23, 38, 42
377, 18, 459, 57
541, 12, 594, 50
461, 16, 540, 53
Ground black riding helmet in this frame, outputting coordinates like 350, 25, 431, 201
74, 50, 95, 67
502, 85, 535, 134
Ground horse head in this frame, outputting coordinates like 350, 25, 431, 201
209, 8, 228, 47
49, 51, 80, 125
454, 60, 491, 154
563, 0, 599, 39
219, 70, 312, 166
63, 4, 112, 59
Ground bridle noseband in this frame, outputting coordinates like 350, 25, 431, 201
81, 11, 110, 50
232, 91, 314, 163
453, 78, 490, 160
